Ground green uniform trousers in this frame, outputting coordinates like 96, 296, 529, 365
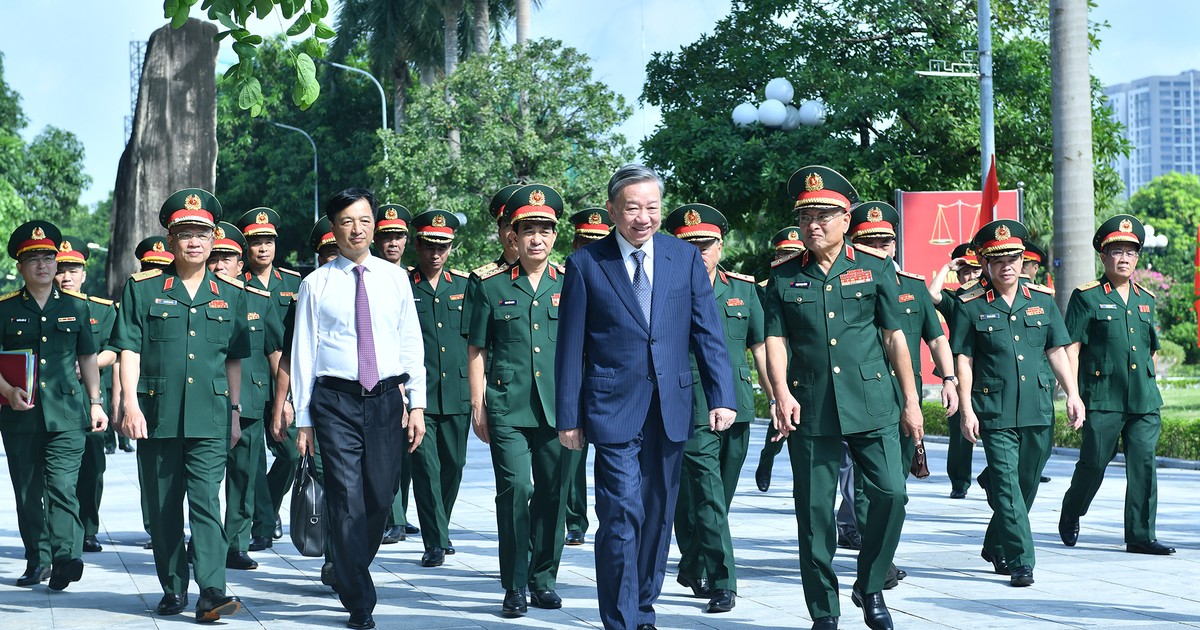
2, 430, 85, 566
488, 424, 567, 591
1062, 410, 1161, 543
564, 444, 589, 534
945, 409, 976, 492
411, 412, 469, 549
138, 437, 229, 595
225, 415, 264, 553
253, 420, 298, 538
76, 430, 107, 538
979, 425, 1052, 568
675, 422, 750, 591
789, 424, 904, 619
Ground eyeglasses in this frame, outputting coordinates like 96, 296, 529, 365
798, 211, 846, 226
20, 254, 56, 266
173, 231, 214, 242
1106, 249, 1139, 259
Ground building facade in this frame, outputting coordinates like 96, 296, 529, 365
1105, 70, 1200, 198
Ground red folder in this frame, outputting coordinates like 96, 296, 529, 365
0, 350, 36, 407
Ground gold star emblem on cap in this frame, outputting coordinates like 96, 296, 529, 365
184, 194, 202, 211
1119, 219, 1133, 233
529, 190, 546, 206
152, 241, 166, 252
59, 241, 72, 252
256, 211, 269, 224
805, 173, 824, 192
385, 208, 398, 220
995, 225, 1011, 241
588, 212, 602, 225
788, 229, 799, 241
432, 214, 447, 227
31, 227, 45, 240
866, 207, 883, 223
684, 209, 701, 226
214, 226, 226, 240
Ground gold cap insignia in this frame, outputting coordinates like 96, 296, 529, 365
152, 241, 166, 252
184, 194, 202, 212
385, 208, 398, 220
529, 190, 546, 206
432, 214, 447, 228
788, 230, 799, 241
995, 225, 1011, 241
59, 241, 72, 252
31, 227, 45, 240
805, 173, 824, 192
214, 226, 226, 240
256, 211, 269, 224
1119, 219, 1133, 233
684, 209, 701, 226
866, 207, 883, 223
588, 212, 603, 225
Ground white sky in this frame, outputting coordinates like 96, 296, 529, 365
0, 0, 1195, 206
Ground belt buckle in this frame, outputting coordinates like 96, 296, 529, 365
361, 383, 374, 397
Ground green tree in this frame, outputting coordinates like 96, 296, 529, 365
18, 127, 92, 225
640, 0, 1129, 275
0, 52, 29, 246
373, 39, 634, 270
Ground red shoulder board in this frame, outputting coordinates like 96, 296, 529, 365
897, 270, 925, 281
771, 250, 803, 268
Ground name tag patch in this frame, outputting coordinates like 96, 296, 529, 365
499, 299, 517, 306
839, 269, 873, 286
210, 300, 229, 309
979, 313, 1001, 320
552, 293, 561, 307
726, 297, 744, 306
790, 281, 810, 288
12, 317, 27, 323
155, 298, 178, 306
1099, 303, 1119, 310
1025, 306, 1044, 316
449, 293, 465, 301
1139, 304, 1151, 313
58, 316, 76, 323
899, 293, 915, 303
280, 291, 294, 297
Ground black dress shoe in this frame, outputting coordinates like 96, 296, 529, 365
977, 471, 993, 505
837, 530, 863, 550
83, 535, 103, 553
404, 523, 420, 535
1059, 512, 1079, 547
121, 443, 136, 452
529, 588, 562, 609
195, 587, 241, 622
445, 543, 455, 555
502, 588, 528, 616
707, 588, 736, 613
156, 593, 188, 616
755, 460, 772, 492
143, 539, 154, 550
248, 535, 273, 551
812, 617, 839, 630
381, 525, 405, 544
347, 609, 376, 629
1040, 475, 1051, 483
1009, 565, 1034, 587
851, 584, 893, 630
104, 445, 116, 455
676, 573, 711, 598
882, 563, 899, 590
1128, 540, 1176, 555
321, 562, 337, 588
421, 547, 445, 567
48, 558, 84, 591
980, 548, 1011, 575
16, 564, 50, 586
949, 488, 967, 499
226, 551, 258, 570
895, 566, 907, 581
565, 530, 585, 545
273, 515, 284, 540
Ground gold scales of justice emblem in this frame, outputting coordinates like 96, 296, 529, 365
929, 199, 987, 245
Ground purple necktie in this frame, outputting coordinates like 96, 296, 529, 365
353, 265, 379, 391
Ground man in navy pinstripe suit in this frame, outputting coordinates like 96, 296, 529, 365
555, 164, 737, 630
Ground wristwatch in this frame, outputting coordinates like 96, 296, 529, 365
942, 375, 959, 385
231, 404, 242, 413
89, 397, 104, 405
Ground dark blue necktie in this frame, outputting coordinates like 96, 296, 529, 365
631, 250, 651, 325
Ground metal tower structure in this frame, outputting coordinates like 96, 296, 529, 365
124, 40, 146, 143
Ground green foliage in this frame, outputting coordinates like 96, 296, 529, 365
640, 0, 1129, 277
373, 39, 635, 271
167, 0, 335, 114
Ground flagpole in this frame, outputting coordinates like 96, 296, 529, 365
979, 0, 995, 190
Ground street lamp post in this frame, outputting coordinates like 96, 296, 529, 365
316, 59, 389, 171
731, 77, 826, 130
267, 120, 319, 265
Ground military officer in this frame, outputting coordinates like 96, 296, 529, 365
405, 210, 471, 568
207, 222, 282, 571
763, 166, 923, 630
235, 207, 302, 552
1017, 242, 1057, 484
1059, 215, 1174, 555
136, 236, 176, 270
0, 221, 106, 590
54, 236, 119, 555
112, 189, 249, 621
951, 219, 1084, 587
754, 226, 805, 494
929, 242, 983, 498
563, 207, 613, 546
466, 183, 569, 616
665, 204, 769, 614
463, 185, 524, 341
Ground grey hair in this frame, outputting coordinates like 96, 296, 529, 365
607, 164, 664, 202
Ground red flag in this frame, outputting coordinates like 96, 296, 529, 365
981, 154, 1000, 222
1046, 272, 1055, 291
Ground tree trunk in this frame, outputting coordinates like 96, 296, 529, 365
443, 0, 463, 159
392, 62, 410, 131
1050, 0, 1095, 312
516, 0, 530, 45
472, 0, 490, 56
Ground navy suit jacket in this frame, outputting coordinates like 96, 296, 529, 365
555, 232, 736, 444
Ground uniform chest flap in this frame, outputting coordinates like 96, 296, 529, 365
840, 281, 876, 323
782, 288, 817, 328
147, 303, 184, 341
205, 304, 232, 342
723, 303, 749, 339
493, 306, 523, 342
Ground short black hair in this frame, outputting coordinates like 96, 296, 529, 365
325, 187, 377, 221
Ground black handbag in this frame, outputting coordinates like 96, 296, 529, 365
910, 438, 931, 479
289, 454, 327, 557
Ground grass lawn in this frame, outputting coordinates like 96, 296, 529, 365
1158, 383, 1200, 424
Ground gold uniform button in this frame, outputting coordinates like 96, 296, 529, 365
825, 285, 832, 292
535, 370, 541, 377
828, 312, 836, 319
792, 380, 799, 386
189, 331, 196, 337
533, 300, 539, 306
1131, 364, 1137, 370
1127, 310, 1132, 315
1132, 345, 1137, 351
855, 291, 862, 298
795, 296, 803, 303
1130, 328, 1135, 333
1020, 375, 1026, 381
435, 298, 440, 304
190, 308, 197, 313
1011, 315, 1017, 321
250, 326, 256, 331
41, 336, 47, 342
188, 353, 195, 359
40, 381, 46, 387
533, 323, 540, 330
830, 338, 837, 346
1013, 335, 1020, 341
437, 322, 443, 328
833, 366, 841, 374
505, 315, 511, 320
441, 372, 446, 378
1106, 316, 1112, 321
162, 312, 169, 318
148, 389, 155, 396
983, 387, 989, 393
534, 347, 541, 353
905, 308, 911, 314
218, 316, 223, 321
1094, 371, 1100, 376
39, 359, 46, 365
41, 316, 47, 322
1017, 355, 1024, 360
987, 326, 994, 332
187, 377, 194, 384
440, 346, 446, 352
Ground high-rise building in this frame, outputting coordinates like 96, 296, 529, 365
1105, 70, 1199, 198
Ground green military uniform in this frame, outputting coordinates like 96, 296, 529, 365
1061, 215, 1168, 549
950, 220, 1070, 578
234, 208, 303, 546
111, 189, 251, 604
466, 184, 568, 597
1, 221, 98, 586
407, 210, 471, 559
563, 208, 614, 542
937, 243, 982, 496
663, 205, 762, 602
762, 167, 907, 619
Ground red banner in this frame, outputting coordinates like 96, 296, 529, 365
896, 189, 1023, 385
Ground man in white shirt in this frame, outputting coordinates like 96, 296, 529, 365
290, 188, 427, 630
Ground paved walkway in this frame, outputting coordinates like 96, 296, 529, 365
2, 424, 1199, 628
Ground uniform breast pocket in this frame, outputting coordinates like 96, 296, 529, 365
276, 293, 294, 310
205, 308, 232, 343
147, 305, 183, 341
859, 359, 893, 416
546, 306, 559, 341
972, 377, 1004, 419
1136, 309, 1153, 346
493, 309, 524, 343
1092, 310, 1120, 338
1023, 315, 1048, 349
723, 304, 749, 340
53, 320, 79, 352
1082, 359, 1112, 405
247, 320, 266, 352
486, 367, 514, 415
899, 306, 922, 336
974, 319, 1009, 353
841, 283, 876, 324
782, 289, 818, 330
448, 303, 464, 330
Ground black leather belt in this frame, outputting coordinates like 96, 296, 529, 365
316, 374, 408, 397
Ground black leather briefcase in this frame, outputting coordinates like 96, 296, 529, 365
290, 454, 327, 557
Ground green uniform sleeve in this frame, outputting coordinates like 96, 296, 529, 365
1149, 300, 1161, 353
872, 261, 902, 331
1043, 297, 1072, 350
112, 278, 142, 353
746, 282, 765, 346
263, 297, 283, 354
916, 285, 943, 344
74, 299, 98, 356
227, 288, 251, 360
950, 300, 974, 357
763, 273, 785, 338
934, 288, 955, 321
1063, 289, 1090, 345
280, 301, 296, 358
98, 304, 117, 353
466, 278, 492, 348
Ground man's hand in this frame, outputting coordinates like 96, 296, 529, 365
559, 428, 584, 451
271, 400, 294, 442
3, 385, 34, 411
708, 407, 736, 432
121, 404, 148, 440
772, 392, 801, 440
406, 408, 426, 452
1065, 395, 1086, 430
471, 405, 490, 444
230, 412, 242, 449
297, 426, 315, 456
89, 405, 108, 433
960, 410, 980, 444
900, 401, 924, 441
941, 383, 959, 417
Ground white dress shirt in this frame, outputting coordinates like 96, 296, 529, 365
291, 254, 427, 427
615, 230, 655, 287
